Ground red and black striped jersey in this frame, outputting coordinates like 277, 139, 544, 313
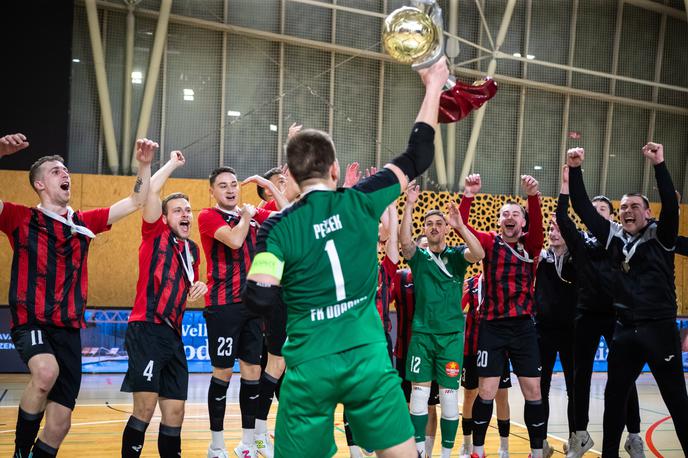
198, 206, 271, 306
0, 202, 111, 329
459, 195, 543, 321
376, 255, 397, 333
129, 216, 200, 331
462, 275, 483, 356
392, 268, 414, 360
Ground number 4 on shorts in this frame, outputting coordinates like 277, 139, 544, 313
143, 360, 154, 382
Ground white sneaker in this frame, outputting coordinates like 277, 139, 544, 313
624, 435, 646, 458
543, 439, 554, 458
566, 431, 593, 458
563, 432, 575, 454
208, 445, 230, 458
254, 433, 273, 458
498, 447, 509, 458
234, 441, 258, 458
458, 443, 472, 458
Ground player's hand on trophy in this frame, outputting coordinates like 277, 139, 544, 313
566, 147, 585, 168
642, 142, 664, 165
417, 56, 449, 92
0, 133, 29, 157
463, 173, 482, 198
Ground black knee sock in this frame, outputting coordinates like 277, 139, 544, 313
239, 378, 260, 429
524, 400, 545, 450
498, 419, 510, 438
30, 439, 57, 458
256, 372, 279, 422
14, 408, 44, 458
208, 376, 229, 432
158, 424, 181, 458
343, 412, 356, 446
274, 373, 283, 401
462, 417, 473, 437
471, 396, 493, 447
122, 415, 149, 458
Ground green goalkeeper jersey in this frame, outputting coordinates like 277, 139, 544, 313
253, 170, 400, 367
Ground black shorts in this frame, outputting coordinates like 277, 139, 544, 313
204, 304, 263, 368
396, 357, 439, 405
11, 324, 82, 410
476, 316, 541, 378
462, 353, 512, 390
266, 299, 287, 357
120, 322, 188, 400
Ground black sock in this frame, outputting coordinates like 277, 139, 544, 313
498, 418, 510, 438
30, 439, 57, 458
158, 424, 181, 458
471, 396, 493, 447
274, 373, 283, 400
239, 378, 260, 429
343, 411, 356, 446
256, 372, 279, 422
122, 415, 149, 458
524, 399, 545, 450
14, 408, 44, 458
208, 376, 229, 432
462, 417, 473, 437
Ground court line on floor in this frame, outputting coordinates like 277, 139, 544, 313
645, 415, 671, 458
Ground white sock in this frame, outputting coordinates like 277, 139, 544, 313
349, 445, 364, 458
473, 445, 484, 457
241, 428, 254, 444
500, 435, 508, 450
440, 447, 452, 458
255, 419, 267, 435
463, 435, 472, 446
425, 435, 435, 457
531, 449, 542, 458
416, 441, 426, 454
211, 430, 225, 450
628, 432, 640, 439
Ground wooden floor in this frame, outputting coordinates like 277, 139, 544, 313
0, 372, 684, 457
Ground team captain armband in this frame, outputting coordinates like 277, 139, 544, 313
249, 252, 285, 281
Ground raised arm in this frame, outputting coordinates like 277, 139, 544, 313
384, 201, 400, 264
384, 57, 448, 190
243, 175, 289, 211
0, 133, 30, 216
566, 147, 610, 242
643, 143, 679, 247
555, 165, 584, 256
107, 138, 158, 225
400, 182, 420, 261
521, 175, 545, 256
458, 174, 492, 247
448, 201, 484, 263
143, 150, 185, 223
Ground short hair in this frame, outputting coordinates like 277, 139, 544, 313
286, 129, 336, 185
258, 167, 283, 201
591, 195, 614, 213
29, 155, 65, 190
500, 200, 526, 216
621, 192, 650, 209
209, 166, 237, 186
423, 209, 446, 222
162, 192, 190, 215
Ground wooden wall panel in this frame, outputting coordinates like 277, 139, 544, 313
0, 170, 686, 314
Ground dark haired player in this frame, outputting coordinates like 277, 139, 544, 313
120, 150, 207, 458
567, 145, 688, 456
0, 134, 157, 458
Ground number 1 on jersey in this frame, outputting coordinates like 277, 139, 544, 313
324, 240, 346, 301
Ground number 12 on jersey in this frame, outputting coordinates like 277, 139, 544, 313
324, 240, 346, 301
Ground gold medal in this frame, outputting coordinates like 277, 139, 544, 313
622, 261, 630, 273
